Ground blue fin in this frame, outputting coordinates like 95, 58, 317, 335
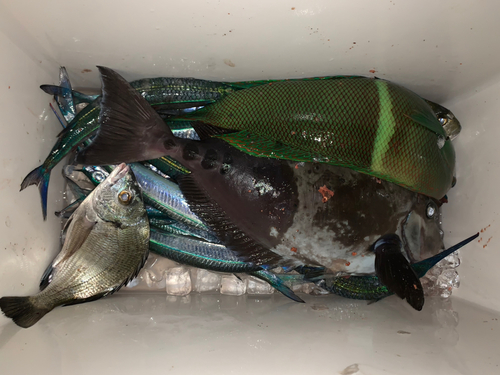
56, 67, 76, 123
40, 85, 97, 105
49, 103, 66, 128
20, 166, 50, 220
412, 232, 479, 278
251, 270, 305, 303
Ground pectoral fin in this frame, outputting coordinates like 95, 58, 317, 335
373, 234, 424, 311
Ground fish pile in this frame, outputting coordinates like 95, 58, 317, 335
0, 67, 478, 328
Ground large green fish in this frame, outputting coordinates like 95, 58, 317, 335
29, 71, 459, 220
179, 77, 457, 200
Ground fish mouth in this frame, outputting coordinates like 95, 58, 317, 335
108, 163, 130, 185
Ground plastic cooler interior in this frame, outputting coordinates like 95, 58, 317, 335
0, 1, 499, 374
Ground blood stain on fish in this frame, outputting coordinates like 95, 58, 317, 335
318, 185, 334, 202
345, 262, 350, 266
369, 69, 377, 73
351, 252, 357, 256
81, 69, 92, 73
290, 247, 297, 253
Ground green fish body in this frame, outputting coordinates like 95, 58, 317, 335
182, 77, 456, 199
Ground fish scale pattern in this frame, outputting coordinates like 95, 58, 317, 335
187, 77, 455, 199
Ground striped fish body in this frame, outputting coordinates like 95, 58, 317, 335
184, 77, 456, 200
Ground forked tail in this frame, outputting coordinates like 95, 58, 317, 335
20, 166, 50, 220
0, 296, 51, 328
75, 66, 178, 166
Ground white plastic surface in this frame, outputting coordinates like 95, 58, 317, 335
0, 1, 499, 374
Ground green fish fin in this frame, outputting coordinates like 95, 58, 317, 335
373, 234, 424, 311
251, 270, 305, 303
0, 296, 52, 328
217, 131, 324, 162
407, 109, 446, 137
225, 75, 366, 90
177, 174, 283, 267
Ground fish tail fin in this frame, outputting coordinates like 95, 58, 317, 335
40, 86, 96, 106
76, 66, 176, 166
0, 296, 50, 328
20, 166, 50, 220
251, 270, 305, 303
413, 232, 480, 278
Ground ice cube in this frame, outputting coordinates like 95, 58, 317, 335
125, 277, 141, 288
220, 275, 246, 295
192, 269, 221, 293
303, 282, 330, 295
246, 276, 274, 295
165, 266, 192, 296
437, 269, 460, 298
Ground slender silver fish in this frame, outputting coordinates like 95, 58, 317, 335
0, 163, 149, 328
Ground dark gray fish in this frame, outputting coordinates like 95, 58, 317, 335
0, 163, 149, 328
75, 67, 447, 310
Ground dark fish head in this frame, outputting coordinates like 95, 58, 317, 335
424, 99, 461, 141
92, 163, 146, 225
402, 195, 444, 263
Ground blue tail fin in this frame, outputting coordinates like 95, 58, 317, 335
40, 85, 97, 105
413, 232, 479, 278
55, 67, 76, 123
20, 166, 50, 220
251, 270, 305, 303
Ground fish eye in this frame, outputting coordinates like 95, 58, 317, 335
426, 202, 436, 219
118, 190, 133, 205
438, 117, 448, 125
92, 171, 106, 183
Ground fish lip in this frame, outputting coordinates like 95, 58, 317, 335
108, 163, 130, 185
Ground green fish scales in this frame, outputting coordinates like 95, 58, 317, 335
186, 77, 455, 199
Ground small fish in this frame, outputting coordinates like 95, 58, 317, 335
0, 163, 149, 328
76, 67, 451, 310
149, 228, 302, 302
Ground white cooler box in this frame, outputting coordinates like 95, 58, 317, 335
0, 1, 498, 374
